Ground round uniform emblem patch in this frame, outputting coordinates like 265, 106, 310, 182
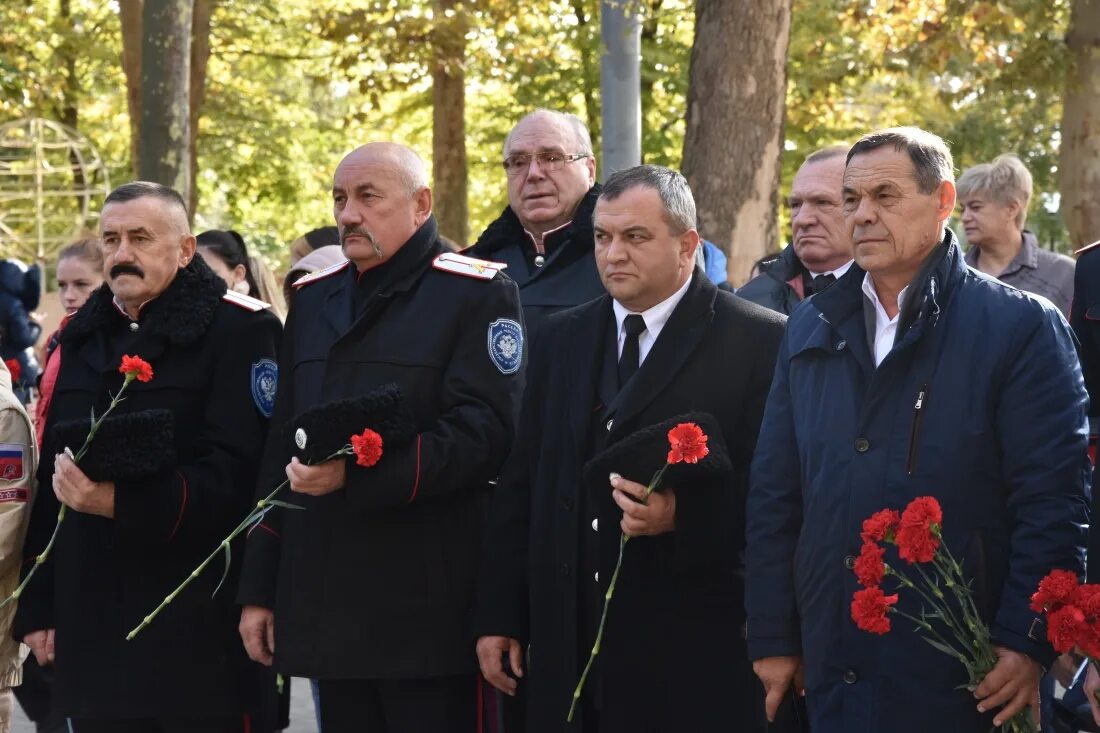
251, 359, 278, 418
487, 318, 523, 374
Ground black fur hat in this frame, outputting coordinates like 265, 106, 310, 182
582, 412, 732, 491
291, 383, 416, 463
49, 409, 175, 483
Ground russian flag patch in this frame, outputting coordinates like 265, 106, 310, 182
0, 443, 25, 482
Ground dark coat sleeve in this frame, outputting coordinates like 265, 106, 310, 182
0, 297, 41, 352
989, 302, 1090, 664
237, 305, 300, 610
341, 277, 525, 512
744, 331, 804, 660
471, 320, 555, 643
673, 307, 785, 571
111, 309, 282, 546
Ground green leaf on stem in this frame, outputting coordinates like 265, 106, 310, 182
265, 500, 305, 511
212, 542, 232, 598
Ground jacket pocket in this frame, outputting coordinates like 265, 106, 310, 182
906, 385, 929, 475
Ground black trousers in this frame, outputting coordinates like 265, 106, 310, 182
68, 715, 252, 733
317, 675, 476, 733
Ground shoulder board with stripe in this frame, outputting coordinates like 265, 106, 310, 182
432, 252, 507, 281
293, 260, 351, 289
1075, 240, 1100, 257
222, 290, 271, 312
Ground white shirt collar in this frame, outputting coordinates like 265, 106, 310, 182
807, 259, 855, 279
861, 273, 909, 366
612, 274, 693, 364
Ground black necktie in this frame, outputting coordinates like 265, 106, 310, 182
809, 273, 837, 295
618, 314, 647, 388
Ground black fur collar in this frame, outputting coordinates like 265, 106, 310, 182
468, 183, 602, 256
62, 255, 228, 347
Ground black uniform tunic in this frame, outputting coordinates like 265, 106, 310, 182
238, 217, 525, 680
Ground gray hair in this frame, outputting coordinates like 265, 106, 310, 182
503, 109, 594, 158
600, 165, 696, 235
804, 144, 850, 166
104, 181, 188, 217
956, 154, 1033, 229
847, 126, 955, 194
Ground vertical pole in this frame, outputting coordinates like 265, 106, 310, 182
599, 0, 642, 181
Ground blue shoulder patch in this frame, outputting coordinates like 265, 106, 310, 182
487, 318, 523, 375
251, 359, 278, 417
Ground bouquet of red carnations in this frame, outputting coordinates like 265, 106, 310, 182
1030, 570, 1100, 705
851, 496, 1036, 733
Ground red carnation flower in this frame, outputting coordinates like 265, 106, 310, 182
350, 428, 384, 468
895, 496, 942, 564
851, 586, 898, 635
667, 423, 709, 465
1047, 604, 1087, 654
4, 359, 20, 384
1077, 624, 1100, 659
1072, 584, 1100, 618
1030, 569, 1081, 613
119, 355, 154, 383
861, 509, 900, 544
854, 541, 886, 588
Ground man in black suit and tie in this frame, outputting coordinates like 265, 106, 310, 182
473, 165, 789, 732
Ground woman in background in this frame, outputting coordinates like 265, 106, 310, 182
197, 229, 287, 321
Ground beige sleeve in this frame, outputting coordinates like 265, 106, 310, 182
0, 408, 35, 579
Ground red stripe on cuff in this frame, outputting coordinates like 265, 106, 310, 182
247, 522, 281, 540
408, 434, 422, 503
167, 472, 189, 541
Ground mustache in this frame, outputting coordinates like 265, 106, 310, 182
341, 227, 377, 246
341, 227, 384, 258
109, 264, 144, 279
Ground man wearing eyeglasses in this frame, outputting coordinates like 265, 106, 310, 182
465, 109, 606, 337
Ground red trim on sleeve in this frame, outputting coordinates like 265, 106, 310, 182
242, 713, 252, 733
408, 434, 422, 503
167, 472, 189, 541
247, 522, 281, 540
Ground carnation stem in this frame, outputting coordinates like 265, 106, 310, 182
125, 446, 351, 641
567, 464, 667, 722
0, 376, 136, 610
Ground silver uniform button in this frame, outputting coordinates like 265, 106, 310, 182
594, 571, 599, 583
591, 518, 598, 531
534, 254, 545, 268
606, 419, 614, 431
129, 322, 139, 332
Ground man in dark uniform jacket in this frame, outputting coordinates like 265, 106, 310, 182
13, 182, 282, 732
474, 165, 787, 733
465, 109, 606, 335
237, 143, 524, 733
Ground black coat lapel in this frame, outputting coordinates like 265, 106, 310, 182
606, 271, 715, 429
566, 296, 616, 441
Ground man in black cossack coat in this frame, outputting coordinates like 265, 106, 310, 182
237, 143, 524, 733
474, 165, 795, 733
13, 182, 282, 733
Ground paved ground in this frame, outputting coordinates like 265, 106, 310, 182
10, 677, 319, 733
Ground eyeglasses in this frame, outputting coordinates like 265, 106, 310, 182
502, 152, 590, 177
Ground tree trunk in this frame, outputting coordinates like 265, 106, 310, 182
1060, 0, 1100, 248
188, 0, 213, 218
119, 0, 143, 179
572, 0, 600, 156
139, 0, 194, 206
57, 0, 86, 213
681, 0, 791, 286
431, 0, 468, 247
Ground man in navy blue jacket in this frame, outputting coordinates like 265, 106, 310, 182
746, 127, 1090, 732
